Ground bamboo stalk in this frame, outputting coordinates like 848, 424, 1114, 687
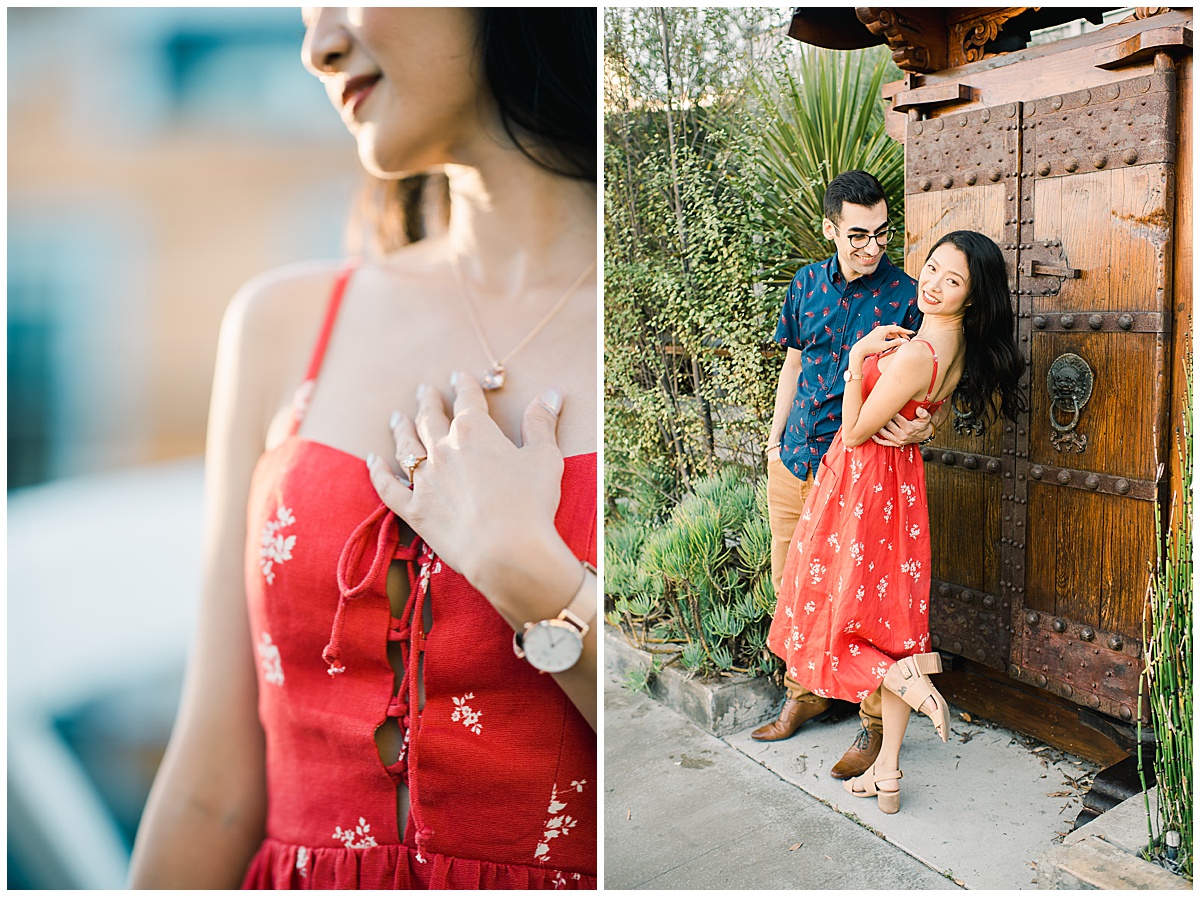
1139, 352, 1191, 877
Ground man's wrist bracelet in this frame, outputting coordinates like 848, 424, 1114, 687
765, 442, 781, 454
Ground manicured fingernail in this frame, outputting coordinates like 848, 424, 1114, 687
540, 388, 563, 415
450, 370, 460, 387
366, 452, 377, 467
390, 410, 402, 429
416, 383, 428, 399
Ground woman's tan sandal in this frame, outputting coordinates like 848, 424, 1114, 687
843, 762, 903, 814
884, 652, 950, 742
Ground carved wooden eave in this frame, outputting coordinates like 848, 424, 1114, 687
788, 7, 1140, 73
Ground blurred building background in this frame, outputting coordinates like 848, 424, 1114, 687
7, 8, 364, 887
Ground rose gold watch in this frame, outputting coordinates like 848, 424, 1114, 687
513, 562, 596, 673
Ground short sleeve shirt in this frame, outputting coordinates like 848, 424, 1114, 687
774, 253, 921, 480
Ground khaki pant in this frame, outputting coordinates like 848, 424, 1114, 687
767, 457, 883, 733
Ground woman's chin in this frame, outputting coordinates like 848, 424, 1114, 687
356, 137, 424, 181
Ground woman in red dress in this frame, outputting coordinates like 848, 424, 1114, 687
768, 231, 1025, 814
130, 10, 597, 888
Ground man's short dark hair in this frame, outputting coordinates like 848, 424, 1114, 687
823, 170, 887, 223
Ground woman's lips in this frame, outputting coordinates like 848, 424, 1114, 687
342, 74, 381, 116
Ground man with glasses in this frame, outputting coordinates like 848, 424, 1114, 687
757, 170, 938, 780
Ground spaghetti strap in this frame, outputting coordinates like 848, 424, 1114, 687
910, 338, 940, 402
288, 261, 359, 436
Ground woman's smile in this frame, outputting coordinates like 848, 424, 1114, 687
341, 72, 381, 120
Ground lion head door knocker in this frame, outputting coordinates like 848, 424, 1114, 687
1047, 352, 1093, 453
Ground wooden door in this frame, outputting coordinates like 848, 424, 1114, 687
904, 101, 1020, 672
905, 69, 1177, 724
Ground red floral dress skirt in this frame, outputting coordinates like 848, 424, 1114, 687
767, 344, 944, 700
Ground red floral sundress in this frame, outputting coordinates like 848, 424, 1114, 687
240, 266, 597, 889
767, 339, 946, 701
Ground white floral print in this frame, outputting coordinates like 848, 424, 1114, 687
418, 551, 443, 597
451, 693, 483, 735
332, 817, 378, 849
295, 846, 309, 877
849, 540, 864, 566
808, 560, 826, 584
534, 783, 582, 863
901, 557, 922, 583
850, 457, 864, 483
260, 506, 297, 585
257, 632, 284, 686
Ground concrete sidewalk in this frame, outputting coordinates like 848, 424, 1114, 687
604, 671, 1098, 890
604, 676, 959, 890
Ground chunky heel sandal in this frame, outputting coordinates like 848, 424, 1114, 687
884, 653, 950, 742
843, 762, 903, 814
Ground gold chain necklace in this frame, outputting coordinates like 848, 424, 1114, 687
449, 255, 596, 390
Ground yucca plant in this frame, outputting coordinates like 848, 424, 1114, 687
1139, 353, 1193, 878
749, 45, 904, 278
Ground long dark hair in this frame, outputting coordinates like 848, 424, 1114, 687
357, 9, 596, 252
479, 8, 595, 183
931, 230, 1028, 427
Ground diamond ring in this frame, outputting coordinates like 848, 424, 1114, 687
400, 453, 427, 480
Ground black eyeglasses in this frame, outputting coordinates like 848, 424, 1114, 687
833, 226, 894, 250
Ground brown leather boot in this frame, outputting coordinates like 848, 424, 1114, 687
830, 725, 883, 779
750, 698, 832, 741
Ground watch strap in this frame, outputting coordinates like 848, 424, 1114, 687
557, 561, 597, 636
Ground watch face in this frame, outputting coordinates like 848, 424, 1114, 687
521, 620, 584, 673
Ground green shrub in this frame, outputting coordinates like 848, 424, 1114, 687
606, 468, 782, 680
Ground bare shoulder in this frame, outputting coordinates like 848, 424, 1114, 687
893, 337, 938, 373
224, 260, 347, 343
210, 261, 352, 439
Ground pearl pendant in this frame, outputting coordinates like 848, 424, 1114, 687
482, 364, 507, 391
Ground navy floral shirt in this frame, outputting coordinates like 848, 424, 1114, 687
774, 252, 921, 480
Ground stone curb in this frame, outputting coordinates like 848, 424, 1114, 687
1036, 788, 1191, 889
603, 626, 783, 737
